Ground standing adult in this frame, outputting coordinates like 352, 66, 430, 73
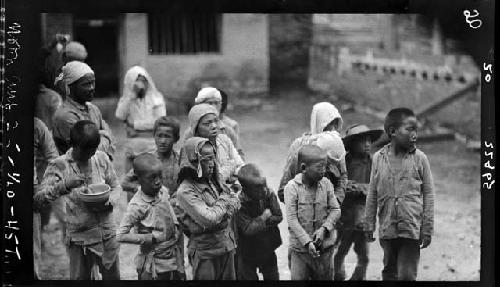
54, 41, 89, 98
52, 61, 115, 159
115, 66, 167, 173
185, 104, 244, 184
33, 118, 59, 279
184, 87, 242, 156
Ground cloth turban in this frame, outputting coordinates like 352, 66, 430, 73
62, 61, 94, 85
195, 87, 222, 104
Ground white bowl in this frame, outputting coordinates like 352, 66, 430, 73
78, 183, 110, 203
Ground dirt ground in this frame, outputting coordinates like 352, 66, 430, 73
39, 91, 480, 281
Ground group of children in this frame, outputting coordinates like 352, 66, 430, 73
34, 63, 434, 281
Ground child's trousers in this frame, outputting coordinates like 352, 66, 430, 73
290, 247, 334, 280
137, 270, 183, 280
67, 241, 120, 280
237, 251, 279, 280
333, 229, 369, 280
379, 238, 420, 281
189, 249, 236, 280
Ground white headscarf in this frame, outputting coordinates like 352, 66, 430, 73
312, 131, 346, 162
310, 102, 343, 135
61, 61, 94, 85
122, 66, 162, 100
195, 87, 222, 104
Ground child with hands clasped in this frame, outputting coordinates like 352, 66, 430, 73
235, 164, 282, 280
284, 145, 341, 280
364, 108, 435, 281
175, 137, 241, 280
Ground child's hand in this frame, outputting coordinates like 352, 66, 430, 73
307, 241, 320, 258
365, 231, 376, 242
261, 209, 272, 221
144, 233, 155, 247
312, 226, 327, 246
87, 202, 113, 213
64, 175, 85, 191
420, 235, 432, 249
230, 183, 242, 194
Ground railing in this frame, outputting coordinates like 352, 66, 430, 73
309, 45, 479, 85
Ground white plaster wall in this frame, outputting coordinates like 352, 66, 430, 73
122, 13, 269, 100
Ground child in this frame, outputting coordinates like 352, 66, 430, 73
117, 153, 184, 280
364, 108, 434, 281
35, 120, 121, 280
236, 164, 282, 280
121, 116, 181, 201
333, 124, 383, 281
279, 102, 347, 204
176, 137, 241, 280
284, 145, 341, 280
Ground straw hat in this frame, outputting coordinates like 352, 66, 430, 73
343, 124, 384, 146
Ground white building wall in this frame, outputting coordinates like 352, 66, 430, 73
122, 13, 269, 109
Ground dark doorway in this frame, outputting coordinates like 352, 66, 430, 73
73, 14, 119, 97
269, 14, 313, 95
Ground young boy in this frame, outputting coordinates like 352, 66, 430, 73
284, 145, 341, 280
121, 116, 181, 201
279, 102, 347, 205
117, 153, 184, 280
364, 108, 434, 281
236, 164, 282, 280
333, 124, 383, 281
35, 120, 121, 280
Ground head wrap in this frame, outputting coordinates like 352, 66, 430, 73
64, 41, 88, 61
310, 102, 343, 135
120, 65, 164, 103
123, 66, 160, 96
195, 87, 222, 104
62, 61, 94, 86
180, 137, 215, 178
115, 66, 165, 122
311, 131, 346, 162
188, 103, 219, 138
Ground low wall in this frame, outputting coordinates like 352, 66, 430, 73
308, 47, 480, 140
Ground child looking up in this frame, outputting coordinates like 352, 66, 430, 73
117, 153, 184, 280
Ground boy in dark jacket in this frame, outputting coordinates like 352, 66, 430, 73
236, 164, 282, 280
333, 124, 383, 281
